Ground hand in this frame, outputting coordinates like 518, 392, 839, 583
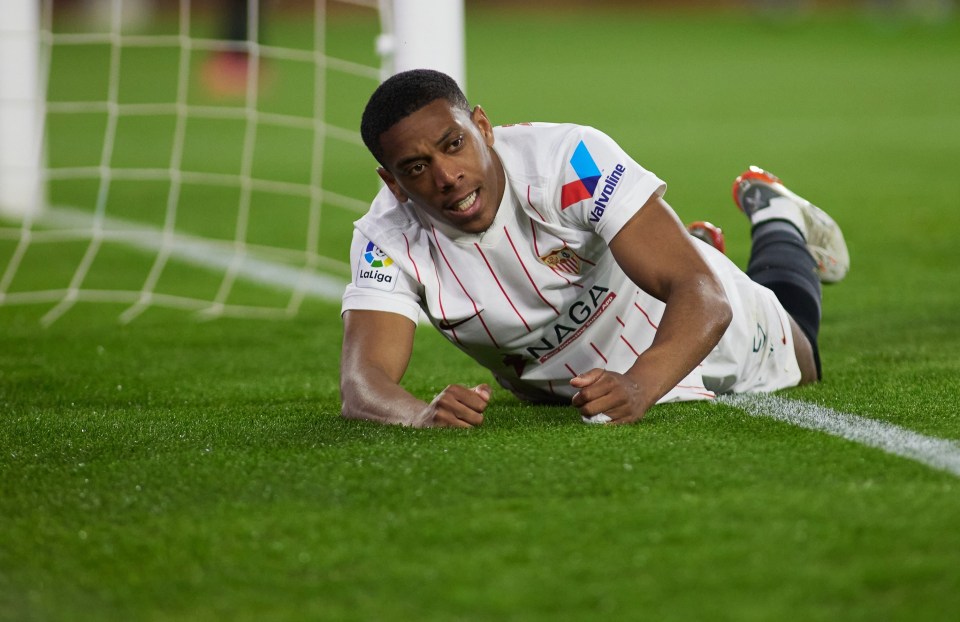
413, 384, 491, 428
570, 369, 648, 425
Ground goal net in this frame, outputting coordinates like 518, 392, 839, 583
0, 0, 463, 326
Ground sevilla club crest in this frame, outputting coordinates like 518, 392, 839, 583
539, 246, 582, 275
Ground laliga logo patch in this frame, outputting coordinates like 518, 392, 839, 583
539, 246, 582, 275
357, 241, 399, 291
363, 241, 393, 268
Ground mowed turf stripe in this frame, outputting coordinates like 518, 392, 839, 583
722, 394, 960, 478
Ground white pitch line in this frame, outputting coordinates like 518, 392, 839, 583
38, 205, 348, 301
721, 393, 960, 478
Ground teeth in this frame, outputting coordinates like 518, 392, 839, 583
452, 191, 477, 212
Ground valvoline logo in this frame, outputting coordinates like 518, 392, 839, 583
559, 140, 627, 222
560, 141, 601, 210
363, 241, 393, 268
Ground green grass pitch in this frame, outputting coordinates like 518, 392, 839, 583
2, 6, 960, 621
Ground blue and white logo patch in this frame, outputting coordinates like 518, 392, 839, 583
356, 241, 399, 291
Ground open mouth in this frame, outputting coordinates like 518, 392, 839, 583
448, 189, 479, 214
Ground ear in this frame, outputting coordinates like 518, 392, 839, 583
471, 105, 495, 147
377, 167, 408, 203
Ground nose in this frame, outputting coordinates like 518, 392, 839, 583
432, 155, 462, 191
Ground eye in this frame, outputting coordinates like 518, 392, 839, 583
407, 163, 425, 176
449, 135, 464, 150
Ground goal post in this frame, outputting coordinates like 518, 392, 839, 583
0, 0, 44, 220
379, 0, 466, 89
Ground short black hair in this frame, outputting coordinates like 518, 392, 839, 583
360, 69, 469, 166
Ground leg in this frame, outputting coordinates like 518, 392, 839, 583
733, 167, 850, 381
789, 315, 818, 385
747, 219, 824, 380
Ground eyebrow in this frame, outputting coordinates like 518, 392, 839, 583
395, 127, 459, 170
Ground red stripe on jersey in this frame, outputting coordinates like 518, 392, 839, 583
619, 334, 640, 358
403, 233, 422, 284
474, 243, 532, 332
526, 186, 546, 221
590, 342, 608, 364
565, 363, 578, 377
550, 266, 583, 288
429, 251, 460, 345
634, 302, 659, 330
504, 227, 560, 316
530, 218, 542, 256
431, 226, 500, 348
617, 316, 643, 357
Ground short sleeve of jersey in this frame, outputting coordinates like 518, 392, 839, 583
340, 229, 422, 324
556, 126, 666, 244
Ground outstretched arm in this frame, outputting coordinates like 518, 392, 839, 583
340, 309, 490, 427
571, 194, 732, 424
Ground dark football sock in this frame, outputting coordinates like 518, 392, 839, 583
747, 220, 823, 379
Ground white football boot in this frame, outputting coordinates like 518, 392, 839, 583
733, 166, 850, 283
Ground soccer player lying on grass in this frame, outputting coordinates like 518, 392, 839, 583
339, 69, 849, 427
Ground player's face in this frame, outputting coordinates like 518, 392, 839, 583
377, 99, 506, 234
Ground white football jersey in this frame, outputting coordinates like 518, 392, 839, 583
342, 123, 800, 404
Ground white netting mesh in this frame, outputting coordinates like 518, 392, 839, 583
0, 0, 386, 325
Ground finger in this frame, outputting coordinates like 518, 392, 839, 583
571, 369, 613, 407
434, 410, 478, 428
608, 411, 644, 426
434, 410, 483, 428
444, 384, 489, 413
576, 392, 626, 419
580, 400, 640, 424
432, 385, 487, 426
569, 368, 605, 390
455, 408, 484, 427
572, 378, 630, 417
434, 400, 484, 427
598, 395, 648, 425
472, 383, 492, 401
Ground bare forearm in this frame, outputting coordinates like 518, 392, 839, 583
625, 276, 731, 409
340, 368, 430, 427
341, 371, 491, 428
340, 310, 429, 426
573, 195, 733, 424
